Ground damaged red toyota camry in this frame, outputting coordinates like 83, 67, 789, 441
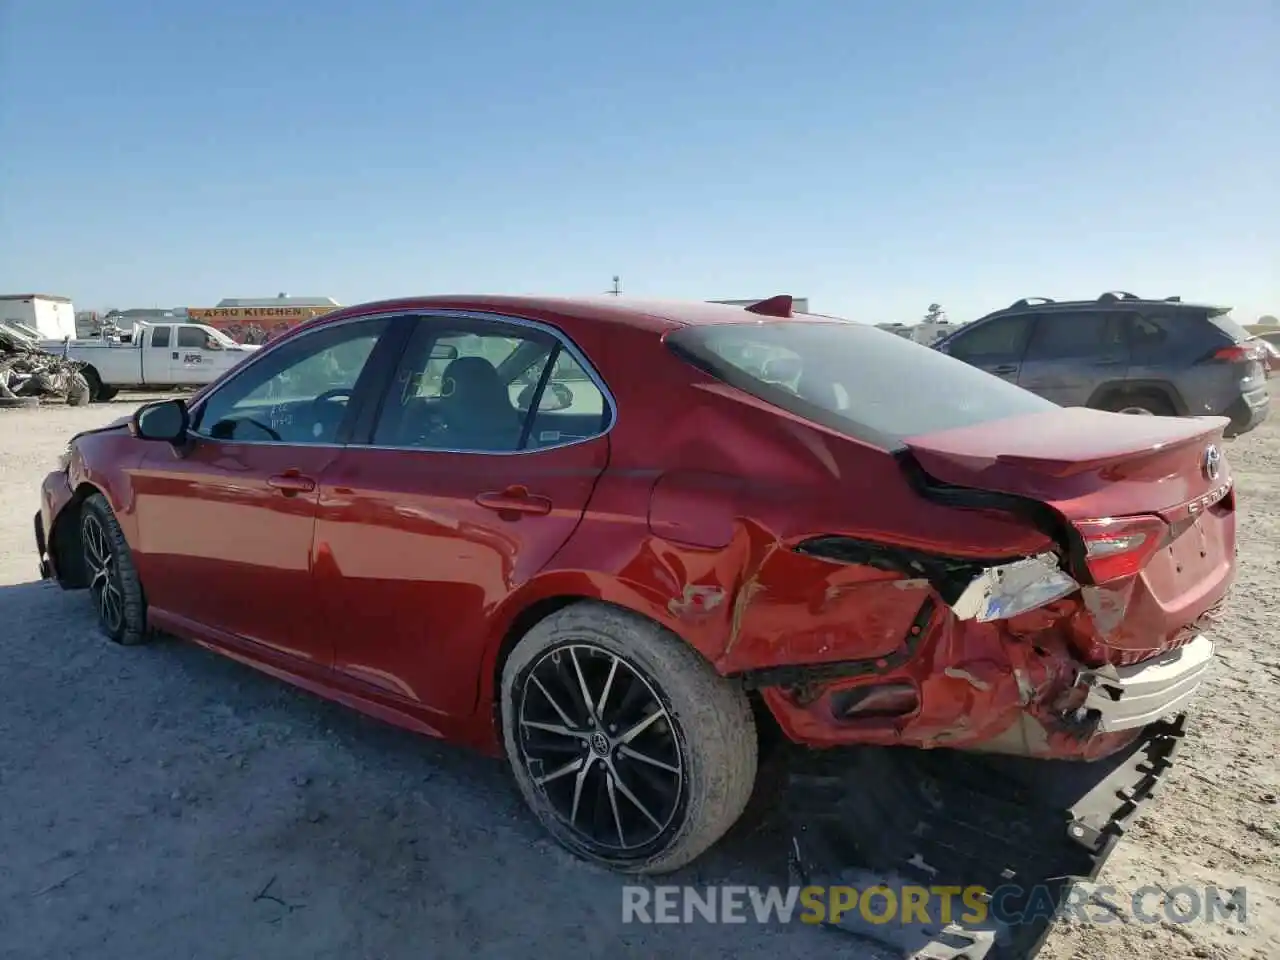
35, 294, 1234, 878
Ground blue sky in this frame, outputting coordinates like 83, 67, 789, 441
1, 1, 1276, 323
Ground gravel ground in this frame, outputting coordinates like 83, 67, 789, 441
0, 397, 1276, 960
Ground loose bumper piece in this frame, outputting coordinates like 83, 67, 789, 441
1078, 635, 1214, 732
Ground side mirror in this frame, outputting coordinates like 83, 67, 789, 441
131, 398, 189, 443
204, 338, 223, 351
515, 383, 537, 411
545, 382, 573, 411
762, 356, 802, 382
515, 381, 573, 412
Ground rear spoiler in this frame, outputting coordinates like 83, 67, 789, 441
743, 295, 795, 318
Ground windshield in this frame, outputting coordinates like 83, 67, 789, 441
666, 319, 1057, 449
206, 327, 237, 347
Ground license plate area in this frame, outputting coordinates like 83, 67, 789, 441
1164, 514, 1219, 581
1141, 510, 1233, 614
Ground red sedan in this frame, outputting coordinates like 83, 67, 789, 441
35, 294, 1234, 875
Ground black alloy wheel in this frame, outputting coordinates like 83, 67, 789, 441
516, 642, 686, 857
78, 494, 147, 645
82, 508, 126, 636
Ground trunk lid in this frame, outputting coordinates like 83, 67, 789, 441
904, 407, 1236, 663
903, 406, 1230, 522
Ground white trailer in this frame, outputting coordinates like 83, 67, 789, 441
0, 294, 77, 340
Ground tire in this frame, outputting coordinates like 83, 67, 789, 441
79, 494, 148, 645
97, 385, 120, 402
81, 366, 102, 402
501, 602, 758, 874
66, 373, 92, 406
1101, 391, 1176, 416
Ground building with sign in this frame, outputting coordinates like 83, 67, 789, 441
216, 294, 340, 308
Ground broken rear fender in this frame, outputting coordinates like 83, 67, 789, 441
706, 528, 1064, 675
748, 598, 1145, 759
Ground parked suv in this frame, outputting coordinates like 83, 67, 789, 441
935, 292, 1270, 436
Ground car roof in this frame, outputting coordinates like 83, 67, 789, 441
308, 294, 826, 335
975, 293, 1231, 324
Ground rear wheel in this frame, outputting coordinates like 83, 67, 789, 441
1100, 391, 1175, 416
81, 367, 118, 403
80, 494, 148, 645
501, 602, 758, 874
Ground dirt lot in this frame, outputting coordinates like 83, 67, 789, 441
0, 398, 1276, 960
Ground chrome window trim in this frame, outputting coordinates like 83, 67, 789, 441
187, 308, 618, 457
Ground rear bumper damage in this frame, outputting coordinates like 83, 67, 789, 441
785, 713, 1187, 959
742, 560, 1217, 759
746, 602, 1214, 761
1078, 635, 1214, 732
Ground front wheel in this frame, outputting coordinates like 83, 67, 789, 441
501, 602, 758, 874
80, 494, 148, 645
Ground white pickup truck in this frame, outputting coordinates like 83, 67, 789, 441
42, 322, 260, 402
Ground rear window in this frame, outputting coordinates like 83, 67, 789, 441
665, 320, 1057, 449
1204, 309, 1250, 343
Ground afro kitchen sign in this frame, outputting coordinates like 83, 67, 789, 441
185, 305, 338, 344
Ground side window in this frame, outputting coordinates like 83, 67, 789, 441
373, 319, 554, 452
524, 352, 610, 448
1126, 314, 1174, 364
192, 318, 390, 444
1024, 311, 1127, 360
176, 327, 205, 349
371, 318, 610, 452
946, 316, 1031, 362
150, 327, 171, 348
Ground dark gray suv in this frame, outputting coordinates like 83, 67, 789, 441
935, 292, 1270, 437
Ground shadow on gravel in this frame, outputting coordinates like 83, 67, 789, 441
0, 579, 1094, 960
0, 580, 862, 960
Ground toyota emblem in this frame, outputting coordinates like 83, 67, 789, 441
1202, 444, 1222, 481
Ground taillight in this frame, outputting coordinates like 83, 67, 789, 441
950, 553, 1080, 622
1208, 342, 1264, 364
1074, 515, 1169, 582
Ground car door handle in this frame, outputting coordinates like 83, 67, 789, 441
267, 473, 317, 496
992, 364, 1018, 374
171, 352, 178, 360
475, 486, 553, 517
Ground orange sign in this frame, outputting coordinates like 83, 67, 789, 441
186, 305, 338, 344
